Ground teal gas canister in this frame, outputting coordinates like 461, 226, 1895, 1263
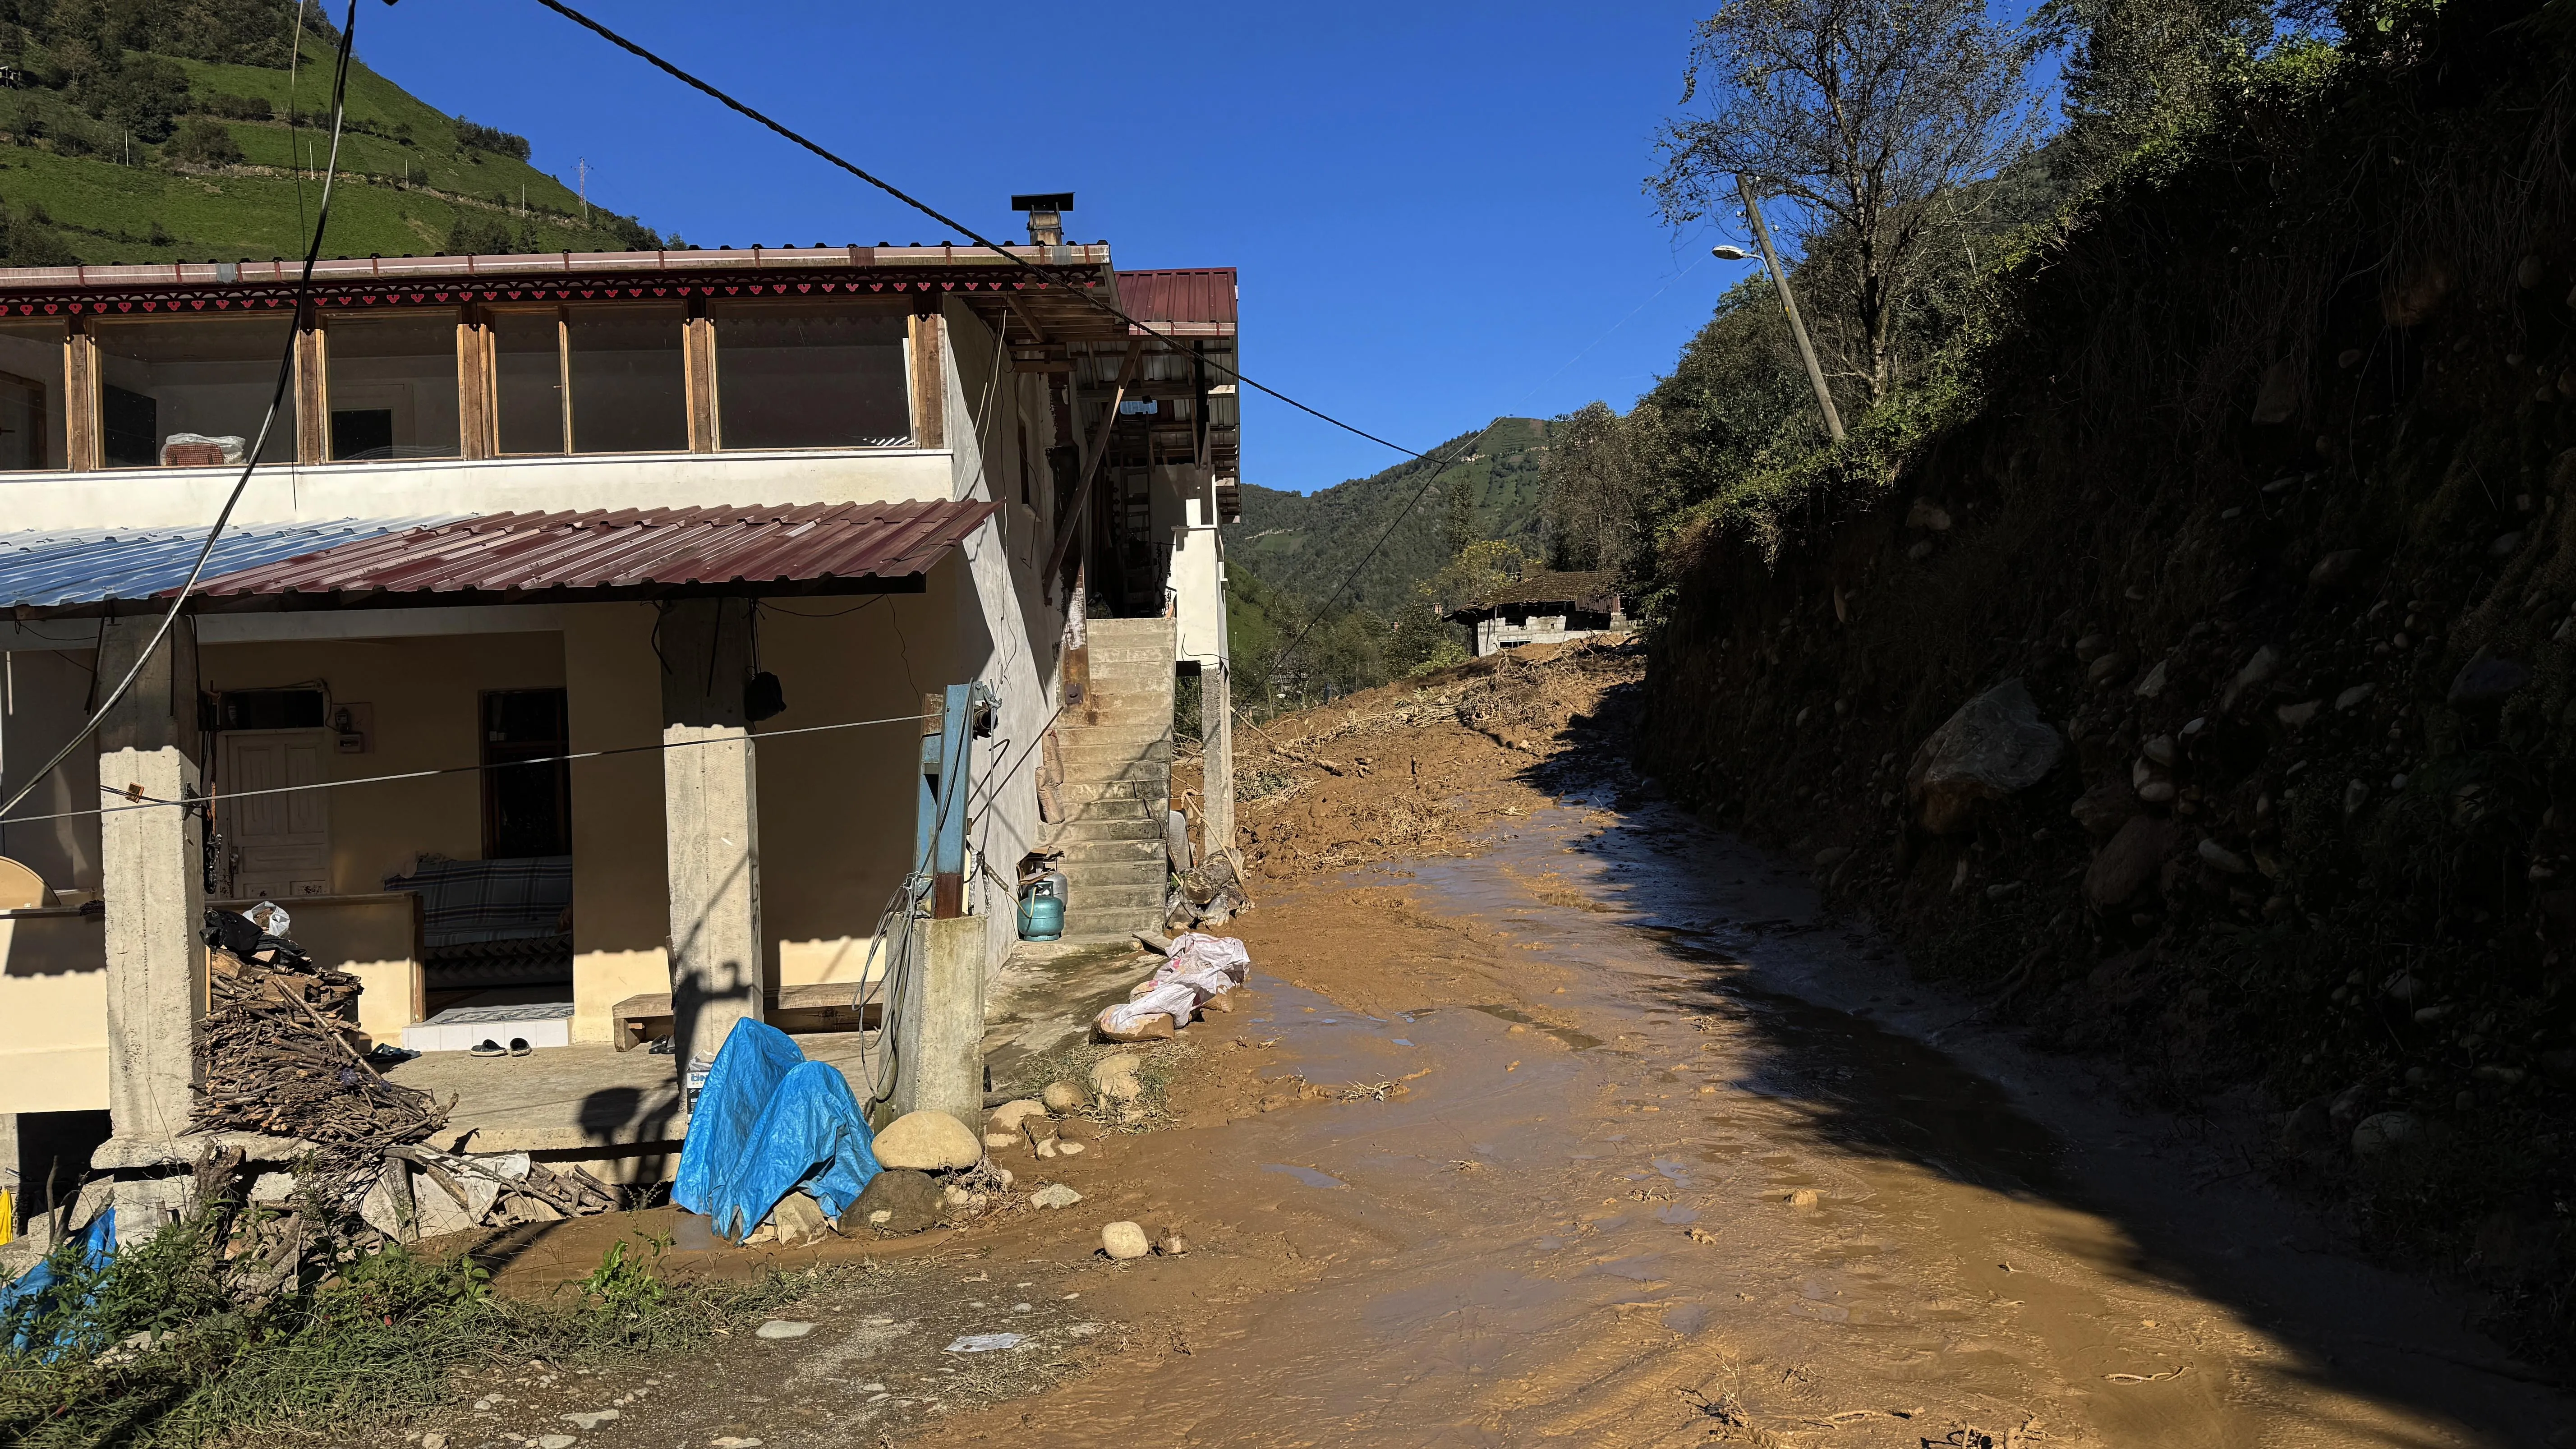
1018, 871, 1067, 941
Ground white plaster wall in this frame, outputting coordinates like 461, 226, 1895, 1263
943, 298, 1058, 973
0, 447, 955, 531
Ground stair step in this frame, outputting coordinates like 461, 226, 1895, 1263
1058, 796, 1153, 819
1060, 863, 1169, 887
1066, 882, 1169, 902
1052, 839, 1165, 865
1056, 781, 1161, 804
1048, 818, 1164, 842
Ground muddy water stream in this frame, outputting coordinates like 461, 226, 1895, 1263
927, 796, 2568, 1448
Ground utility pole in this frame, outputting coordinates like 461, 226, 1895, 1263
577, 158, 589, 225
1727, 175, 1845, 443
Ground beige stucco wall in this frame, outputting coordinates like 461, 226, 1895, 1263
0, 911, 108, 1114
199, 632, 568, 893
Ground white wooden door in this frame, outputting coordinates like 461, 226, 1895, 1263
220, 731, 332, 899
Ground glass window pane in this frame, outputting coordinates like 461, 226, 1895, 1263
492, 309, 564, 455
567, 303, 685, 454
0, 319, 68, 471
711, 300, 910, 450
93, 314, 297, 469
325, 310, 460, 462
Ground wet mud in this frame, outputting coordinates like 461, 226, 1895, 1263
908, 790, 2571, 1449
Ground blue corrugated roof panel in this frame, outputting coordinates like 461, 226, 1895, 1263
0, 518, 461, 611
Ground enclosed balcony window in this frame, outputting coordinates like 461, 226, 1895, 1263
491, 308, 565, 455
93, 314, 298, 468
568, 302, 686, 454
325, 310, 460, 461
710, 299, 909, 450
0, 319, 67, 471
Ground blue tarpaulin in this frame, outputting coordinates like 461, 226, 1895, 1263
0, 1209, 116, 1358
672, 1022, 882, 1239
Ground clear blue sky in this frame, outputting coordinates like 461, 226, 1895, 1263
359, 0, 1748, 493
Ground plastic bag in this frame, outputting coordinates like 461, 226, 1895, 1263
1097, 980, 1199, 1041
1167, 933, 1251, 981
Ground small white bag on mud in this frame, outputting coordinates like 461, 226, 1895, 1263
1097, 980, 1200, 1041
1167, 933, 1251, 982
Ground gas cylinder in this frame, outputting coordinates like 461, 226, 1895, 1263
1018, 870, 1067, 942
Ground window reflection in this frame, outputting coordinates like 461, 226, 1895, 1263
492, 308, 565, 455
567, 303, 685, 454
0, 319, 67, 471
92, 315, 297, 469
710, 300, 909, 450
326, 311, 460, 461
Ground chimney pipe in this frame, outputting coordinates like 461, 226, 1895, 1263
1011, 192, 1074, 248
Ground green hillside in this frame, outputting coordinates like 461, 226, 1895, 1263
1226, 417, 1555, 618
1220, 417, 1559, 708
0, 2, 659, 265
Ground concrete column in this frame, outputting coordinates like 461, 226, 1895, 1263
98, 744, 205, 1146
659, 598, 763, 1083
93, 618, 205, 1164
893, 915, 987, 1124
1202, 661, 1236, 858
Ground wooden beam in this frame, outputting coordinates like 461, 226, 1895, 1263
683, 311, 718, 452
908, 310, 945, 448
1004, 294, 1050, 346
456, 308, 495, 460
1043, 336, 1144, 590
64, 321, 98, 471
294, 317, 327, 464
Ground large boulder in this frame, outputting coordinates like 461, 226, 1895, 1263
1906, 680, 2065, 835
2085, 816, 2184, 910
847, 1168, 943, 1234
870, 1110, 981, 1171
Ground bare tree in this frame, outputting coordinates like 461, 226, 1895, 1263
1650, 0, 2043, 404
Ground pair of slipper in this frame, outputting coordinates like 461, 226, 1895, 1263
469, 1038, 534, 1058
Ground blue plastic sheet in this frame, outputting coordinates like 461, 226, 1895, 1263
0, 1209, 116, 1358
671, 1021, 882, 1240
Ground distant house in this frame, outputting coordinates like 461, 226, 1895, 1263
1442, 570, 1627, 656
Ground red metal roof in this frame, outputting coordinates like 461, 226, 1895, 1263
1115, 269, 1237, 331
173, 501, 997, 609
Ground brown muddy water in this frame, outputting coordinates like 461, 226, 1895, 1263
429, 793, 2571, 1449
913, 794, 2571, 1448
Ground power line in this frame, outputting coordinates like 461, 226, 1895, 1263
1, 709, 936, 828
0, 0, 364, 821
528, 0, 1433, 465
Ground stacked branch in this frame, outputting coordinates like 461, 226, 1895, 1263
193, 947, 445, 1151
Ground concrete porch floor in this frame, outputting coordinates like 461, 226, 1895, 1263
381, 1031, 883, 1181
981, 938, 1155, 1082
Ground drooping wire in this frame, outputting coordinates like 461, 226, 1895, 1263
526, 0, 1431, 466
0, 0, 364, 821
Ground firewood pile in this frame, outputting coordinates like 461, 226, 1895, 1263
185, 909, 623, 1244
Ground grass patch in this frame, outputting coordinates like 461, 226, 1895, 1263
998, 1036, 1201, 1128
0, 1219, 810, 1448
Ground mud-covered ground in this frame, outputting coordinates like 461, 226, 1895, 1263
405, 645, 2570, 1447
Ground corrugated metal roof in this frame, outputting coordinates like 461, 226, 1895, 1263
177, 501, 998, 609
1116, 269, 1237, 331
0, 517, 460, 615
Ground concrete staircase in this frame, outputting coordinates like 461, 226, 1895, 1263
1046, 616, 1176, 942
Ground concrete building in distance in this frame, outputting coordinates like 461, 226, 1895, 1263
0, 210, 1241, 1245
1442, 570, 1628, 656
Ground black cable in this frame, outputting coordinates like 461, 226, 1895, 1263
0, 2, 363, 820
527, 0, 1431, 465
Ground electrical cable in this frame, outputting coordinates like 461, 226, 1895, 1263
0, 708, 935, 828
0, 1, 364, 822
527, 0, 1433, 465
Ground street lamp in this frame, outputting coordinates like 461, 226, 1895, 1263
1713, 177, 1846, 443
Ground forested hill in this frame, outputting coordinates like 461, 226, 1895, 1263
1224, 416, 1555, 619
0, 0, 660, 266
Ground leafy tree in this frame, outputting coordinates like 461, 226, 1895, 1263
2037, 0, 2288, 183
73, 52, 189, 143
0, 198, 76, 265
1650, 0, 2046, 405
165, 115, 243, 166
1541, 401, 1640, 574
455, 118, 531, 161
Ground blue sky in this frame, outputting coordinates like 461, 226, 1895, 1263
358, 1, 2015, 494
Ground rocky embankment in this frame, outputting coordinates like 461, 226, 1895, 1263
1636, 0, 2576, 1361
